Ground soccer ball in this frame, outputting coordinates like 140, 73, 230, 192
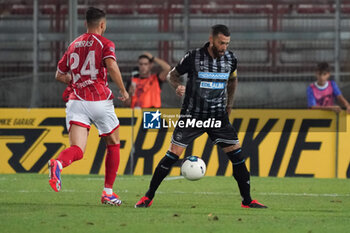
181, 156, 206, 181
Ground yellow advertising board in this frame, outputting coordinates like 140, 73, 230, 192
0, 108, 348, 178
338, 112, 350, 178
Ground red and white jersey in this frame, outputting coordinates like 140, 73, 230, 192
57, 33, 116, 101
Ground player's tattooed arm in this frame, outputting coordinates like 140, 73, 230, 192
226, 74, 238, 115
167, 68, 181, 88
167, 68, 185, 97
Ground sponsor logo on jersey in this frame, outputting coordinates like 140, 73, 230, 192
198, 72, 229, 80
199, 81, 225, 89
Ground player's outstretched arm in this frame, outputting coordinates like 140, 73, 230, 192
167, 68, 185, 97
55, 70, 72, 84
105, 58, 129, 102
226, 76, 238, 115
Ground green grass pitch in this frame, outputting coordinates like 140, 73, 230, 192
0, 174, 349, 233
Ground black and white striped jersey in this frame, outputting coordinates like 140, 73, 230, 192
175, 42, 237, 119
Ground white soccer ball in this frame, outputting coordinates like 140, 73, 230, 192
181, 156, 206, 181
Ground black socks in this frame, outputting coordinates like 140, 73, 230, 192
145, 151, 179, 200
227, 148, 252, 205
145, 148, 252, 205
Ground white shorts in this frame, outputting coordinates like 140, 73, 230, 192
66, 100, 119, 136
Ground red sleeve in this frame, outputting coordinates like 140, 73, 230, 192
102, 40, 116, 63
57, 52, 69, 74
62, 86, 73, 102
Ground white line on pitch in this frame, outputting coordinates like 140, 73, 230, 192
85, 176, 184, 181
1, 189, 349, 197
155, 191, 350, 197
258, 192, 350, 197
164, 176, 184, 181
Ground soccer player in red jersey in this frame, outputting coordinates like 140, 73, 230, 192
48, 7, 129, 206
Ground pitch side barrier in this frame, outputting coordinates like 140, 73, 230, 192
0, 108, 349, 178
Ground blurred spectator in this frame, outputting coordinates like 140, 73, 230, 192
125, 52, 171, 108
307, 62, 350, 113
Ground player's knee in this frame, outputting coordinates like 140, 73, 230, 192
104, 137, 120, 145
157, 151, 179, 170
221, 143, 240, 153
226, 148, 245, 165
103, 130, 120, 145
169, 143, 185, 156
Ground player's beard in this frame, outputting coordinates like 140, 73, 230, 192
212, 44, 225, 58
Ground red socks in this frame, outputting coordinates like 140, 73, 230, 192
56, 144, 120, 189
57, 145, 83, 168
104, 144, 120, 188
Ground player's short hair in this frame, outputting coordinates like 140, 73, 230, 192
317, 62, 330, 73
138, 55, 152, 63
210, 24, 230, 37
86, 7, 106, 27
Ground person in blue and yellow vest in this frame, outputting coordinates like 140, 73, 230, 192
125, 52, 171, 108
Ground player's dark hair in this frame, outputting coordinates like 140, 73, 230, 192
210, 24, 230, 37
86, 7, 105, 27
317, 62, 330, 73
138, 55, 152, 63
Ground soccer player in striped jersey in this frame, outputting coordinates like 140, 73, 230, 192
135, 25, 267, 209
48, 7, 129, 206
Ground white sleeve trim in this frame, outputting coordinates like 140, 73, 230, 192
57, 67, 68, 74
103, 55, 116, 60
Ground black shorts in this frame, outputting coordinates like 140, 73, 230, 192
171, 115, 239, 148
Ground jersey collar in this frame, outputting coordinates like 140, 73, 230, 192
203, 42, 211, 57
314, 81, 329, 90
